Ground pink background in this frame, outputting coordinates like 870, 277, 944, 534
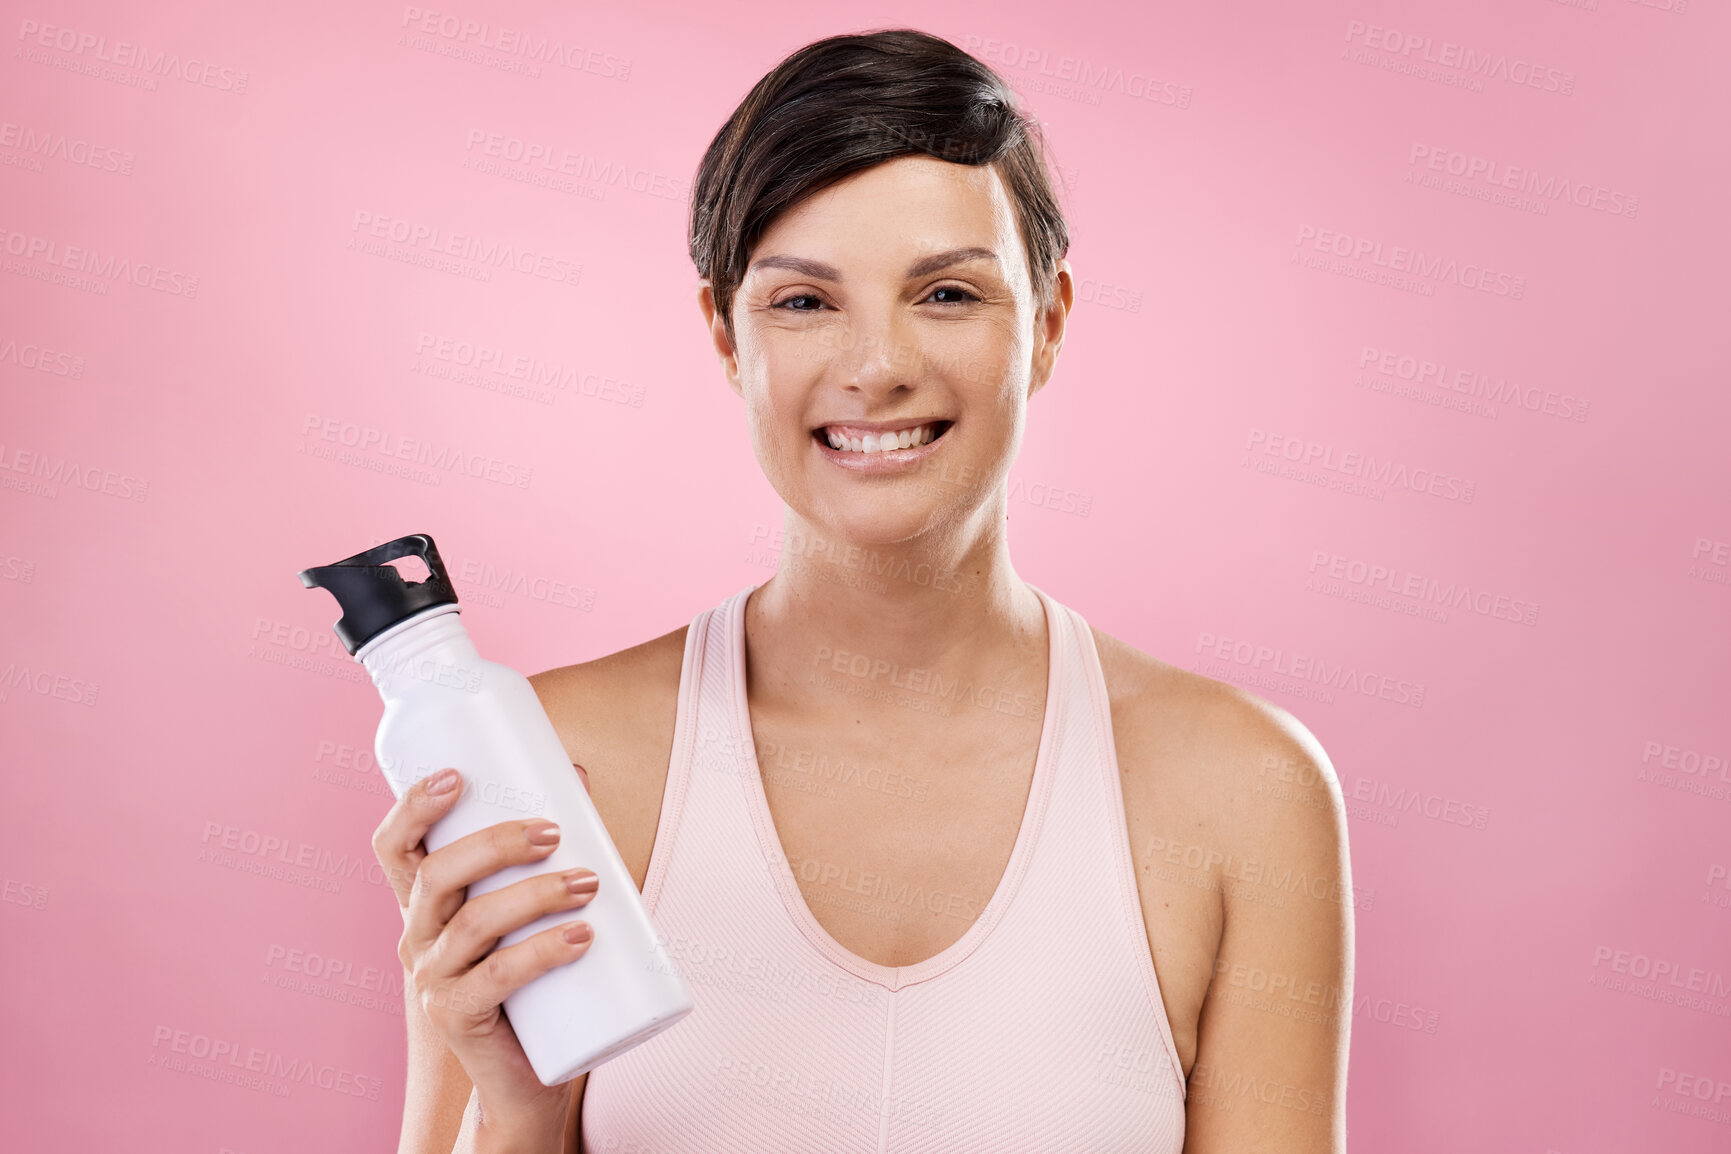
3, 0, 1728, 1150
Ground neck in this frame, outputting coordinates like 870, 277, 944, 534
748, 495, 1046, 692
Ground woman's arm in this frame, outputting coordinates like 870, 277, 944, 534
396, 990, 476, 1153
396, 987, 588, 1154
378, 774, 590, 1154
1182, 696, 1354, 1152
381, 627, 682, 1154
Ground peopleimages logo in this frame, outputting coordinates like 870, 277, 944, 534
455, 557, 597, 611
1342, 19, 1576, 96
0, 334, 85, 378
961, 34, 1192, 108
1344, 775, 1491, 831
1193, 630, 1427, 708
1653, 1067, 1731, 1127
1357, 345, 1590, 423
198, 820, 392, 893
1353, 989, 1441, 1035
262, 942, 406, 1017
1590, 946, 1731, 999
348, 211, 582, 287
0, 226, 199, 297
1294, 225, 1526, 300
0, 442, 150, 502
413, 331, 645, 408
1307, 550, 1540, 627
1641, 740, 1729, 781
398, 7, 631, 79
1244, 427, 1476, 504
0, 120, 134, 175
15, 18, 250, 93
811, 644, 1042, 720
462, 130, 687, 203
148, 1025, 382, 1099
0, 660, 100, 706
298, 413, 534, 490
1406, 144, 1638, 220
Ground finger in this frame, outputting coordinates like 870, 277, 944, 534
402, 818, 564, 957
573, 762, 591, 794
422, 867, 600, 981
433, 920, 597, 1028
371, 768, 464, 908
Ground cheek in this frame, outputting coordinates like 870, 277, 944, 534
742, 394, 780, 451
740, 381, 807, 475
950, 339, 1022, 410
748, 343, 821, 421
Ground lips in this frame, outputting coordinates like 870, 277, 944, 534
813, 420, 952, 454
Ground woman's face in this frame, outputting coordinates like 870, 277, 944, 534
699, 154, 1072, 550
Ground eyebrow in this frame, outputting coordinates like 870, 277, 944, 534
747, 246, 1000, 282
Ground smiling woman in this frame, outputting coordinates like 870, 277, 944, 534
378, 27, 1352, 1154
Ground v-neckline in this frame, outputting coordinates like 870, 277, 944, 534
729, 582, 1064, 992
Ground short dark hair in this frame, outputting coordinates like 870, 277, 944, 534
689, 29, 1070, 343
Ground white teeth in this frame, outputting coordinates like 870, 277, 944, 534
821, 423, 941, 453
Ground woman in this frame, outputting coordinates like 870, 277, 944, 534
374, 29, 1353, 1154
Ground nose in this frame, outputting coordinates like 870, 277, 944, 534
841, 306, 921, 400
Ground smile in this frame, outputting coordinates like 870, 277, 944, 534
814, 420, 952, 454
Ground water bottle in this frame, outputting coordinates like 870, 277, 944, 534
297, 532, 693, 1085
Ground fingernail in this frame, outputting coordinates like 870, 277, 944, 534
565, 869, 599, 894
426, 769, 459, 794
525, 821, 561, 846
563, 921, 593, 945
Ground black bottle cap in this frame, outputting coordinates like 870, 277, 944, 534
298, 533, 460, 656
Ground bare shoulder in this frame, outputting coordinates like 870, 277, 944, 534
528, 627, 689, 1154
1089, 624, 1346, 860
527, 624, 690, 892
1092, 624, 1353, 1147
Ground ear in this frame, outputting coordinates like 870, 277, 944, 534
697, 280, 744, 398
1028, 259, 1073, 399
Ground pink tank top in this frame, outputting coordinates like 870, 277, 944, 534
581, 584, 1187, 1152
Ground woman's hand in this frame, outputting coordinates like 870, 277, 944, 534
373, 766, 600, 1146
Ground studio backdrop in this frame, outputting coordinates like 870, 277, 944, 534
1, 1, 1726, 1151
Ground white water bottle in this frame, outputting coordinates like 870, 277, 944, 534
298, 533, 693, 1085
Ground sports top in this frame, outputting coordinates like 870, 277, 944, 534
580, 583, 1187, 1152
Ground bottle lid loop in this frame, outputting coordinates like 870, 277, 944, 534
298, 533, 460, 655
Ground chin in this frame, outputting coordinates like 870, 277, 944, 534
801, 497, 951, 551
